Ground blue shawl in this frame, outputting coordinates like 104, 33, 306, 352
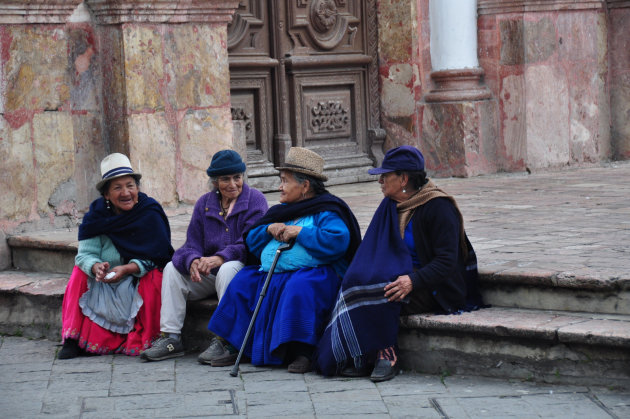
314, 197, 411, 376
247, 192, 361, 265
78, 192, 174, 269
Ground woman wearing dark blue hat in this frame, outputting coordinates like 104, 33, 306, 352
314, 145, 484, 382
142, 149, 268, 363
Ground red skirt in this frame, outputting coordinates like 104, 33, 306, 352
61, 266, 163, 356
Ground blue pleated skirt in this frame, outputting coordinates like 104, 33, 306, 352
208, 264, 340, 366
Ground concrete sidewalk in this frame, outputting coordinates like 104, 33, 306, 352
1, 335, 628, 418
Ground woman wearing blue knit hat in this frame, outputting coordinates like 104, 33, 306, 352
314, 145, 484, 382
142, 149, 268, 362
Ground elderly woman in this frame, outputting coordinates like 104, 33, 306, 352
206, 147, 361, 373
314, 145, 483, 382
141, 150, 267, 362
59, 153, 174, 359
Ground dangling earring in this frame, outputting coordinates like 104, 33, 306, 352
106, 200, 111, 210
403, 188, 406, 193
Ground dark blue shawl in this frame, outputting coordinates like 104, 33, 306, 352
78, 192, 174, 269
247, 192, 361, 264
313, 197, 411, 376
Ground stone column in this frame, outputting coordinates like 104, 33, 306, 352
420, 0, 497, 177
425, 0, 490, 102
86, 0, 240, 205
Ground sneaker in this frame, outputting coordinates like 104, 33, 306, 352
287, 355, 311, 374
140, 336, 184, 361
198, 337, 238, 366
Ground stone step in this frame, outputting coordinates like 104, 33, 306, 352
398, 307, 630, 388
479, 268, 630, 315
8, 228, 629, 315
1, 269, 629, 386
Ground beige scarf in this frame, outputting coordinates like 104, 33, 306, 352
396, 180, 468, 256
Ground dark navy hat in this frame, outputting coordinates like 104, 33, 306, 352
368, 145, 425, 175
206, 150, 246, 177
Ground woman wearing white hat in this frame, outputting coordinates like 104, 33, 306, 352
206, 147, 361, 374
58, 153, 174, 359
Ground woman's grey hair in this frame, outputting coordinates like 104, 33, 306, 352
99, 176, 140, 196
292, 171, 327, 195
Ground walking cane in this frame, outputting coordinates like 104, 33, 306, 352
230, 239, 295, 377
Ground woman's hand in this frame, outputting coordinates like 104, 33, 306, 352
98, 263, 140, 283
384, 275, 413, 302
267, 223, 301, 242
190, 256, 224, 282
92, 262, 110, 282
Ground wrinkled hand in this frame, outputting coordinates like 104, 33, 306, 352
190, 256, 224, 282
267, 223, 301, 243
100, 265, 126, 283
384, 275, 413, 302
92, 262, 110, 282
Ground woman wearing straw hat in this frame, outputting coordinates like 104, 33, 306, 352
141, 149, 267, 362
206, 147, 361, 373
58, 153, 174, 359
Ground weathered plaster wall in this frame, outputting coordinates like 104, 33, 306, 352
0, 19, 103, 229
103, 23, 234, 206
377, 0, 423, 150
478, 4, 613, 171
0, 1, 239, 269
609, 4, 630, 159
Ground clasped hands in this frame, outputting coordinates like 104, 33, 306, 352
267, 223, 301, 243
190, 256, 224, 282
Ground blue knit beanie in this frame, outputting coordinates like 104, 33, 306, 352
206, 150, 246, 177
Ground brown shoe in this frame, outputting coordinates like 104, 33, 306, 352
287, 355, 311, 374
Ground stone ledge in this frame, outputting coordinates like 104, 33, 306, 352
401, 307, 630, 348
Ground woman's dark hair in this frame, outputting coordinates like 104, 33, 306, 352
395, 170, 427, 190
293, 171, 327, 195
99, 176, 141, 196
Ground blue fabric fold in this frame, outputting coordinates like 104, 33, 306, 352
313, 197, 413, 375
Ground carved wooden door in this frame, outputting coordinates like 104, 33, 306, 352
228, 0, 383, 190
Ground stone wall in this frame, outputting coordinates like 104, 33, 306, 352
378, 0, 629, 175
0, 1, 239, 269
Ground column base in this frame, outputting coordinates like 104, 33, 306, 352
424, 68, 492, 103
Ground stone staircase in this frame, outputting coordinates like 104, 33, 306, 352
1, 225, 629, 388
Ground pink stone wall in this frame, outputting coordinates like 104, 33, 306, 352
0, 22, 104, 225
478, 7, 612, 171
609, 6, 630, 159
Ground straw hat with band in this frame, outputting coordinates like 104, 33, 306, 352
96, 153, 142, 192
275, 147, 328, 181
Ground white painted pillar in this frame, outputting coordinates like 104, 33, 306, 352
429, 0, 479, 71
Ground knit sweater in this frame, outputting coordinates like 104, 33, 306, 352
75, 235, 154, 278
172, 183, 268, 275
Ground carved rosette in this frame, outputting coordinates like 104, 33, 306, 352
310, 100, 349, 133
0, 0, 83, 24
306, 0, 351, 50
86, 0, 241, 24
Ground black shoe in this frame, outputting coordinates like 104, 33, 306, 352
58, 339, 81, 360
370, 358, 399, 382
340, 364, 371, 377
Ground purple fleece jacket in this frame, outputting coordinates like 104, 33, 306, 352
172, 183, 268, 275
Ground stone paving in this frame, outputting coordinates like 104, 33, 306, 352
1, 335, 629, 418
168, 161, 630, 285
3, 162, 630, 417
